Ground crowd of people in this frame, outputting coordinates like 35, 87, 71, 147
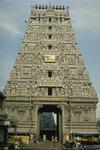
8, 137, 23, 150
8, 134, 97, 150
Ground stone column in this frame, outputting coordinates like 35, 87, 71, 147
57, 104, 64, 143
58, 110, 62, 143
36, 104, 43, 140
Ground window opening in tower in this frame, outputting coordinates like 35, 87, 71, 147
48, 87, 52, 95
48, 71, 52, 78
49, 26, 52, 30
48, 45, 52, 49
49, 34, 52, 39
49, 18, 52, 22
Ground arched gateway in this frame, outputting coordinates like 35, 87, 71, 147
3, 5, 98, 143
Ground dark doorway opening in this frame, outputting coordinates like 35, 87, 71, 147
48, 87, 52, 95
38, 105, 62, 142
48, 71, 52, 78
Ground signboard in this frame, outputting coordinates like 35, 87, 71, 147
45, 55, 55, 63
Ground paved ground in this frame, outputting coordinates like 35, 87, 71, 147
1, 141, 77, 150
22, 141, 61, 150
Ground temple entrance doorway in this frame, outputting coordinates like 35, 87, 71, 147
38, 105, 62, 142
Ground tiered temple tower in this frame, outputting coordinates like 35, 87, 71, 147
3, 5, 98, 142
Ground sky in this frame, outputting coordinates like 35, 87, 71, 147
0, 0, 100, 118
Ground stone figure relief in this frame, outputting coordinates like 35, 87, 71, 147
33, 53, 43, 64
78, 67, 86, 76
54, 88, 59, 96
36, 69, 43, 78
27, 43, 37, 52
64, 87, 68, 96
56, 34, 63, 41
20, 53, 28, 63
6, 83, 13, 95
65, 43, 71, 51
17, 105, 27, 114
84, 109, 89, 121
26, 81, 36, 96
37, 54, 44, 64
67, 68, 75, 79
58, 54, 66, 63
53, 88, 58, 96
61, 88, 66, 96
63, 25, 72, 32
20, 54, 32, 64
72, 43, 77, 52
25, 54, 33, 63
32, 67, 37, 77
67, 55, 77, 65
81, 83, 90, 97
54, 69, 60, 77
66, 33, 73, 41
33, 54, 38, 63
76, 111, 81, 122
58, 54, 80, 65
9, 82, 18, 95
21, 67, 31, 78
36, 87, 47, 96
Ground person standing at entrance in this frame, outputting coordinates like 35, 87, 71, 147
43, 134, 46, 141
18, 137, 23, 150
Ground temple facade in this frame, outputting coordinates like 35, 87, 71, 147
3, 5, 98, 142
